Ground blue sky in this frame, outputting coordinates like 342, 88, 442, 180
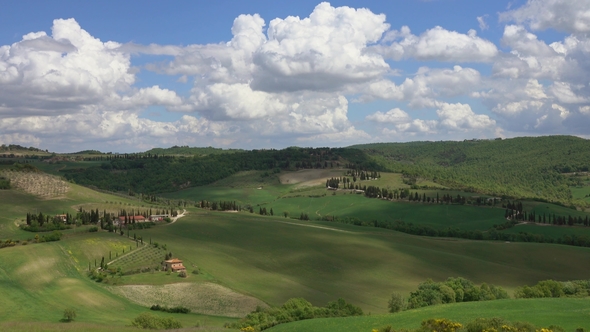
0, 0, 589, 152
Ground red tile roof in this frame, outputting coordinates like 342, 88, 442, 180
165, 258, 183, 263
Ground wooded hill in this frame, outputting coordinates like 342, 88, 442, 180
353, 136, 590, 205
62, 147, 381, 194
143, 145, 243, 156
5, 136, 590, 205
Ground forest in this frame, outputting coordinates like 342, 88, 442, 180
353, 136, 590, 205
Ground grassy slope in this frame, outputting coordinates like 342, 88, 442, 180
162, 170, 289, 205
0, 238, 225, 328
163, 170, 590, 239
129, 209, 590, 314
265, 194, 505, 231
2, 166, 590, 328
266, 298, 590, 332
0, 185, 236, 329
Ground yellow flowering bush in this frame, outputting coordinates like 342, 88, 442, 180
421, 318, 463, 332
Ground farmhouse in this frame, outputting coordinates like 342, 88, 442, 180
163, 258, 186, 272
117, 215, 147, 223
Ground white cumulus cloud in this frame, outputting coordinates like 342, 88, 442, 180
500, 0, 590, 34
372, 26, 498, 62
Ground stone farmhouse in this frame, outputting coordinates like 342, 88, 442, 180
163, 258, 186, 272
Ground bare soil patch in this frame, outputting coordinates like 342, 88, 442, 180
106, 282, 267, 317
279, 169, 344, 189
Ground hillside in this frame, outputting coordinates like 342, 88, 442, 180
10, 135, 588, 205
60, 147, 380, 194
0, 164, 589, 330
352, 136, 590, 205
266, 297, 590, 332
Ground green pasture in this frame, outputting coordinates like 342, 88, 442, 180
164, 172, 590, 242
356, 172, 445, 189
129, 209, 590, 314
521, 200, 587, 217
571, 186, 590, 204
163, 171, 292, 205
264, 194, 505, 231
266, 297, 590, 332
502, 223, 590, 239
162, 170, 531, 233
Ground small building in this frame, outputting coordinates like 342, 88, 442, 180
149, 214, 169, 221
55, 214, 67, 222
163, 258, 186, 272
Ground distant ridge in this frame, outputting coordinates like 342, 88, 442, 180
143, 146, 243, 156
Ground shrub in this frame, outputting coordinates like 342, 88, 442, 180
387, 292, 405, 313
131, 313, 182, 329
62, 308, 76, 322
406, 277, 509, 310
419, 318, 462, 332
234, 297, 361, 331
88, 226, 98, 232
178, 270, 187, 278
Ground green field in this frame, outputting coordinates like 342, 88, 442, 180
266, 298, 590, 332
3, 158, 590, 331
128, 209, 590, 314
0, 235, 230, 330
571, 186, 590, 204
502, 223, 590, 239
163, 171, 289, 206
264, 195, 504, 231
162, 170, 590, 243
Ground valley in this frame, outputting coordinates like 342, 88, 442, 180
1, 138, 590, 331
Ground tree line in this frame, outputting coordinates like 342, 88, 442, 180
231, 298, 363, 331
199, 200, 242, 211
322, 216, 590, 249
388, 277, 508, 313
324, 181, 590, 230
22, 207, 176, 233
514, 279, 590, 298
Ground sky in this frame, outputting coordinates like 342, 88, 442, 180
1, 0, 590, 152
